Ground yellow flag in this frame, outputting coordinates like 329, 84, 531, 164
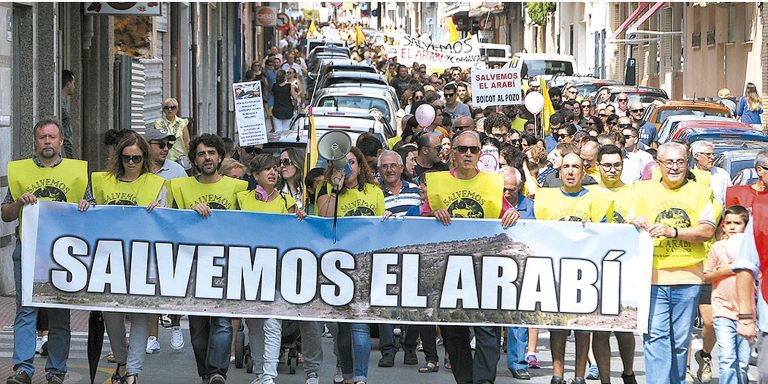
304, 114, 318, 208
355, 25, 366, 48
308, 20, 317, 35
540, 77, 555, 135
447, 18, 460, 43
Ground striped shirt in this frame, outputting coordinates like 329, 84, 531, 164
380, 179, 421, 217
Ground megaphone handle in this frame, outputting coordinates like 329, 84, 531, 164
332, 191, 340, 244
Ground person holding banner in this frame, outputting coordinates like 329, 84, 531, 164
317, 146, 385, 384
629, 142, 717, 384
90, 132, 168, 384
588, 144, 639, 384
422, 130, 519, 384
3, 117, 92, 384
534, 150, 606, 384
169, 134, 248, 384
236, 153, 306, 384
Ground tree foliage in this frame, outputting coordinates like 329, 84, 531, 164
528, 2, 557, 26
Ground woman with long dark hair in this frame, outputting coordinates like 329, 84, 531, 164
92, 132, 167, 384
272, 70, 299, 132
278, 147, 305, 210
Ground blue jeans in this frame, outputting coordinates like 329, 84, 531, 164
506, 327, 529, 372
246, 318, 282, 384
713, 317, 750, 384
643, 284, 701, 384
188, 316, 232, 379
337, 323, 371, 382
12, 242, 71, 379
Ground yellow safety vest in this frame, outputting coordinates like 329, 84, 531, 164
8, 158, 89, 238
426, 171, 503, 219
633, 180, 714, 269
237, 190, 296, 214
587, 183, 636, 223
534, 187, 606, 222
91, 172, 166, 207
169, 176, 248, 210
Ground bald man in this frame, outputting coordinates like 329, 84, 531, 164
580, 141, 600, 180
628, 101, 658, 148
452, 116, 476, 133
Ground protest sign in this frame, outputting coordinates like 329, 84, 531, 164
22, 201, 652, 332
232, 81, 268, 146
388, 35, 481, 70
471, 68, 523, 108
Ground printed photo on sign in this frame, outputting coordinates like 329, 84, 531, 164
232, 81, 268, 146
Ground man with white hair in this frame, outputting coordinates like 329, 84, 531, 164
691, 140, 731, 205
630, 142, 716, 384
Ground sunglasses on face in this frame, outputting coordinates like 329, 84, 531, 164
414, 95, 424, 101
444, 92, 456, 98
163, 105, 178, 111
623, 134, 636, 139
607, 121, 618, 126
279, 158, 294, 167
510, 139, 520, 145
120, 155, 144, 163
631, 109, 644, 113
243, 146, 261, 154
454, 145, 481, 154
557, 133, 570, 139
150, 140, 175, 149
454, 125, 471, 131
618, 99, 628, 102
618, 124, 632, 129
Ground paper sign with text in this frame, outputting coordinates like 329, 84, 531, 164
233, 81, 268, 146
471, 68, 523, 107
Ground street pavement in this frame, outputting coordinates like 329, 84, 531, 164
0, 295, 760, 383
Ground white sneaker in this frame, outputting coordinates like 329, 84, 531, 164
305, 372, 319, 384
170, 326, 184, 350
470, 336, 476, 350
146, 336, 160, 354
35, 335, 47, 354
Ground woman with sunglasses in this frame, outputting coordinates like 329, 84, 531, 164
236, 154, 305, 384
278, 147, 305, 210
286, 68, 304, 107
154, 98, 190, 168
91, 132, 168, 384
586, 116, 604, 136
316, 147, 385, 384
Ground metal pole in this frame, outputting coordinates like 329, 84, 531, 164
190, 2, 199, 136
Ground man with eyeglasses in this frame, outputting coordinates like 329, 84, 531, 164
422, 130, 520, 384
621, 126, 654, 184
627, 102, 658, 148
428, 74, 444, 92
452, 116, 476, 133
581, 101, 593, 119
144, 128, 187, 180
691, 140, 731, 205
443, 83, 471, 120
413, 132, 448, 180
613, 93, 630, 117
588, 144, 640, 384
487, 112, 513, 146
629, 142, 716, 384
3, 118, 93, 384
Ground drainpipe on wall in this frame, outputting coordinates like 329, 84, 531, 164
190, 2, 198, 135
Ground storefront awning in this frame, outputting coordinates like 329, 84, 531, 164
627, 2, 667, 32
608, 3, 651, 40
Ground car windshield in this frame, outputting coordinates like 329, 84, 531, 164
521, 60, 574, 78
317, 96, 391, 120
710, 139, 768, 153
610, 92, 667, 105
658, 109, 730, 122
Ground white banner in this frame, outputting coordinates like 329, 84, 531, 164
388, 35, 481, 70
233, 81, 268, 146
471, 68, 523, 107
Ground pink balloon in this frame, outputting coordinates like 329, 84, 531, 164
524, 91, 544, 115
415, 104, 436, 128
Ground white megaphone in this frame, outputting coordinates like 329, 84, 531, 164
317, 130, 353, 176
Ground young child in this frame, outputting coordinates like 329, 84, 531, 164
703, 205, 751, 384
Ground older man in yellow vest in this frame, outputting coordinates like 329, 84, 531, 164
2, 117, 91, 384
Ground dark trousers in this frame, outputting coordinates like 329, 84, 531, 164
378, 323, 399, 357
402, 324, 438, 363
440, 325, 500, 384
188, 316, 232, 379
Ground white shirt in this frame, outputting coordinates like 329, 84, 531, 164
281, 62, 303, 77
622, 149, 654, 184
706, 166, 733, 205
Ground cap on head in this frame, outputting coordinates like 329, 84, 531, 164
143, 128, 175, 142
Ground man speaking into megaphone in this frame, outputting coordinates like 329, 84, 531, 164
315, 131, 387, 218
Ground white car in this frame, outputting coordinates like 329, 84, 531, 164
311, 86, 400, 132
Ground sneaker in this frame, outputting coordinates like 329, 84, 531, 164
6, 370, 31, 384
46, 375, 63, 384
146, 336, 160, 354
305, 372, 319, 384
208, 374, 226, 384
509, 368, 531, 380
170, 326, 185, 350
695, 350, 712, 383
333, 364, 344, 384
586, 364, 599, 380
249, 376, 261, 384
403, 349, 418, 365
378, 353, 395, 367
526, 354, 540, 369
685, 368, 695, 384
35, 336, 47, 354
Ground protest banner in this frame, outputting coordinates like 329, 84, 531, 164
471, 68, 523, 108
232, 81, 268, 146
22, 201, 653, 332
388, 34, 481, 71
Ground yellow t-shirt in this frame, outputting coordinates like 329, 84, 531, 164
170, 176, 248, 210
534, 187, 606, 222
426, 171, 503, 219
91, 172, 166, 207
336, 183, 386, 217
237, 190, 297, 214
